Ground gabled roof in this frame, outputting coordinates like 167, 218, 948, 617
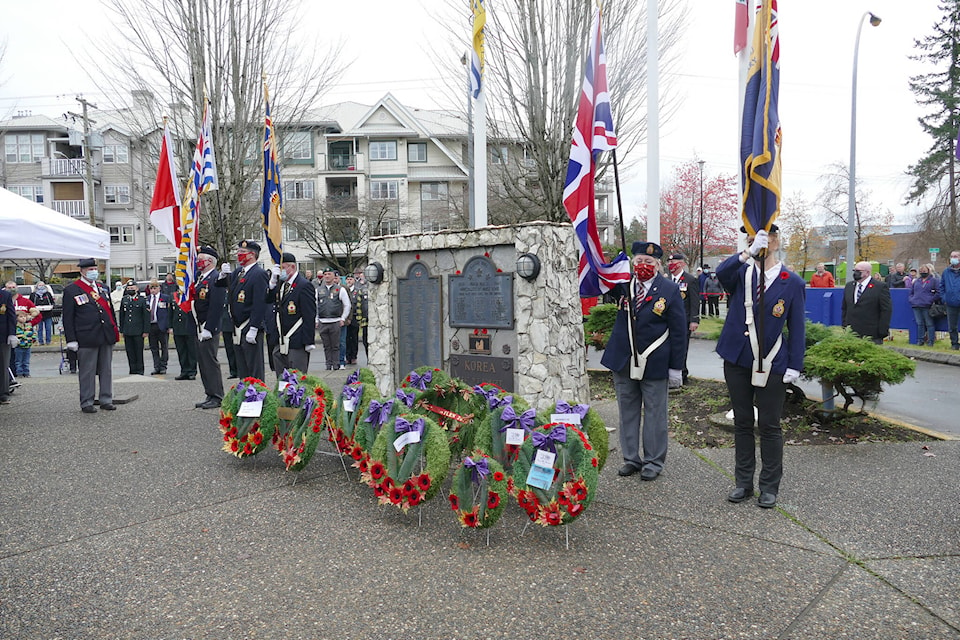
0, 113, 73, 133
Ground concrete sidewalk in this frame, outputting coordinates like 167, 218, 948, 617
1, 361, 958, 638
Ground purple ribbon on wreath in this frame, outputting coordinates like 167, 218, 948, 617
492, 395, 513, 410
463, 456, 489, 485
394, 416, 424, 436
499, 405, 535, 432
408, 370, 432, 390
346, 370, 360, 385
531, 425, 567, 455
284, 384, 305, 407
365, 399, 394, 427
244, 384, 267, 403
556, 400, 590, 420
342, 384, 363, 404
396, 388, 416, 408
301, 397, 315, 422
280, 369, 299, 386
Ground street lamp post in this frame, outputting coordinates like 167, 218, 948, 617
847, 11, 881, 284
698, 160, 705, 269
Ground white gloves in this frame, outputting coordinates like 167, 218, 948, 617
245, 327, 258, 344
7, 335, 18, 348
748, 229, 769, 257
219, 263, 233, 278
304, 344, 316, 352
66, 341, 79, 351
668, 369, 683, 388
199, 329, 213, 342
782, 368, 800, 384
269, 264, 281, 288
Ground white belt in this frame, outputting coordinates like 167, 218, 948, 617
233, 318, 249, 345
744, 265, 782, 387
627, 316, 669, 381
278, 317, 303, 355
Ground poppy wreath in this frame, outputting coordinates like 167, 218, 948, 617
472, 391, 536, 472
511, 423, 600, 526
218, 377, 279, 459
331, 371, 376, 455
448, 450, 508, 529
538, 400, 609, 471
271, 371, 331, 472
402, 366, 478, 457
365, 412, 451, 513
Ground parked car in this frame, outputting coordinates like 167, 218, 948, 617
17, 283, 65, 317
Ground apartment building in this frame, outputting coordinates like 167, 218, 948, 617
1, 93, 616, 281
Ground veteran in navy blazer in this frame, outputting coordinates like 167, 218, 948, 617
266, 252, 317, 374
601, 241, 688, 481
217, 239, 270, 382
841, 261, 892, 344
715, 226, 805, 509
192, 246, 226, 409
145, 279, 173, 375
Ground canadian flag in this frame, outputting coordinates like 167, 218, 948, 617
734, 0, 750, 55
149, 122, 182, 247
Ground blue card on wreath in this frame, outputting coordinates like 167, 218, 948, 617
526, 464, 554, 490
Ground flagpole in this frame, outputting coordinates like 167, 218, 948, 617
612, 150, 628, 257
472, 87, 487, 228
645, 0, 660, 244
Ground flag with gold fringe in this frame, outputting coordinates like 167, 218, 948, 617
262, 81, 283, 265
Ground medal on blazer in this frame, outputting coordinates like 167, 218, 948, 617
0, 304, 5, 314
237, 290, 246, 303
653, 297, 666, 316
287, 301, 297, 314
772, 299, 785, 318
199, 287, 207, 300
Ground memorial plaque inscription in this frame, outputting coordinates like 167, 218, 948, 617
397, 261, 441, 380
448, 255, 514, 328
449, 354, 514, 391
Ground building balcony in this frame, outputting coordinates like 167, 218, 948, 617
325, 195, 359, 213
318, 152, 365, 173
41, 158, 101, 180
52, 199, 102, 219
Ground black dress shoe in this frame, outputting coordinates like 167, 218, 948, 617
198, 399, 221, 409
175, 374, 195, 380
100, 404, 117, 411
728, 487, 754, 503
81, 406, 97, 414
617, 464, 640, 477
639, 468, 660, 481
758, 492, 777, 509
227, 374, 238, 379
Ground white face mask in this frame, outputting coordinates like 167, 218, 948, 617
84, 270, 99, 282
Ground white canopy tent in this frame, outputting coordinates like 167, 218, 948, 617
0, 186, 110, 261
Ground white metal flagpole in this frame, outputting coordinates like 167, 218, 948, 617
645, 0, 660, 244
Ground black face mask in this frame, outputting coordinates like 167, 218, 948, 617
126, 289, 138, 296
920, 271, 929, 278
852, 271, 864, 281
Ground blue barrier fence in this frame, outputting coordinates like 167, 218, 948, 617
805, 287, 948, 344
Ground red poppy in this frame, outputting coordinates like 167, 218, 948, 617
456, 270, 461, 275
402, 479, 416, 496
252, 431, 263, 445
223, 434, 230, 443
567, 503, 583, 517
487, 491, 500, 509
388, 487, 403, 504
381, 477, 395, 490
350, 447, 363, 461
780, 271, 789, 280
449, 494, 460, 511
370, 462, 385, 480
461, 509, 479, 527
492, 471, 504, 482
312, 424, 321, 433
484, 252, 490, 257
416, 474, 431, 492
415, 254, 420, 260
373, 485, 385, 497
645, 296, 653, 302
557, 491, 572, 506
359, 458, 369, 473
591, 457, 598, 467
573, 484, 588, 501
230, 441, 239, 452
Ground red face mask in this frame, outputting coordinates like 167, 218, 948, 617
634, 263, 657, 281
668, 263, 683, 275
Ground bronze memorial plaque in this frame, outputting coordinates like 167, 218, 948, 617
396, 261, 441, 380
449, 354, 514, 391
448, 255, 514, 329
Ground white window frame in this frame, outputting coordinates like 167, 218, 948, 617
426, 221, 449, 232
155, 264, 172, 279
9, 185, 43, 203
408, 142, 427, 163
378, 219, 400, 235
5, 133, 44, 163
370, 180, 398, 200
109, 225, 135, 245
104, 185, 131, 204
154, 227, 171, 245
421, 182, 448, 201
283, 225, 302, 242
369, 140, 397, 161
491, 145, 508, 165
282, 131, 312, 160
103, 144, 129, 164
283, 180, 315, 200
111, 267, 136, 282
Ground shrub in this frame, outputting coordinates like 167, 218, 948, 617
583, 303, 618, 350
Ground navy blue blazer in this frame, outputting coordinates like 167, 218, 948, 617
147, 291, 173, 332
600, 273, 688, 378
715, 253, 806, 374
194, 269, 225, 334
266, 273, 317, 349
220, 264, 269, 330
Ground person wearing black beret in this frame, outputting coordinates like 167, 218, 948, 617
665, 252, 700, 385
217, 240, 269, 382
191, 246, 226, 408
600, 241, 688, 481
266, 252, 317, 373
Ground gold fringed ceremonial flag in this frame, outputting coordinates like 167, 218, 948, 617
262, 81, 283, 265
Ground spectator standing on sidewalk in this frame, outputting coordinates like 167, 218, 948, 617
316, 268, 351, 370
7, 282, 39, 377
809, 263, 835, 288
886, 263, 908, 289
908, 263, 940, 346
940, 250, 960, 350
702, 270, 725, 317
30, 281, 56, 345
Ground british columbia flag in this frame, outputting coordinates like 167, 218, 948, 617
562, 9, 630, 298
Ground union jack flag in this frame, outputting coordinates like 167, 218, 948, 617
562, 9, 630, 297
262, 82, 283, 265
175, 98, 219, 312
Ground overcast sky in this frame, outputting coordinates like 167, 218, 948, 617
0, 0, 946, 226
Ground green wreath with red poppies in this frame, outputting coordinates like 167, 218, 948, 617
271, 370, 331, 472
402, 366, 480, 457
538, 400, 609, 471
472, 392, 536, 472
448, 450, 508, 529
218, 378, 278, 459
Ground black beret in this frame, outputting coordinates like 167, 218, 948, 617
668, 252, 686, 262
631, 241, 663, 259
78, 258, 96, 268
739, 224, 779, 234
198, 245, 219, 260
281, 252, 297, 263
238, 239, 261, 252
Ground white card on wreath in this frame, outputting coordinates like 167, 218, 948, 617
343, 398, 357, 412
277, 381, 289, 393
505, 428, 525, 445
526, 464, 554, 490
534, 449, 556, 468
238, 400, 263, 418
394, 430, 421, 452
551, 413, 581, 425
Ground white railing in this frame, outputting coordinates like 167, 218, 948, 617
52, 200, 88, 218
41, 158, 93, 178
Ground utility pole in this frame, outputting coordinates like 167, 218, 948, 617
72, 96, 98, 228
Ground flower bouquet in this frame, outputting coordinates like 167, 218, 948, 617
365, 413, 450, 513
218, 378, 278, 458
472, 391, 536, 471
448, 450, 508, 528
511, 423, 599, 526
539, 400, 609, 471
402, 366, 477, 457
271, 370, 330, 471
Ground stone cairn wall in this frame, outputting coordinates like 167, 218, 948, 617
365, 221, 589, 412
